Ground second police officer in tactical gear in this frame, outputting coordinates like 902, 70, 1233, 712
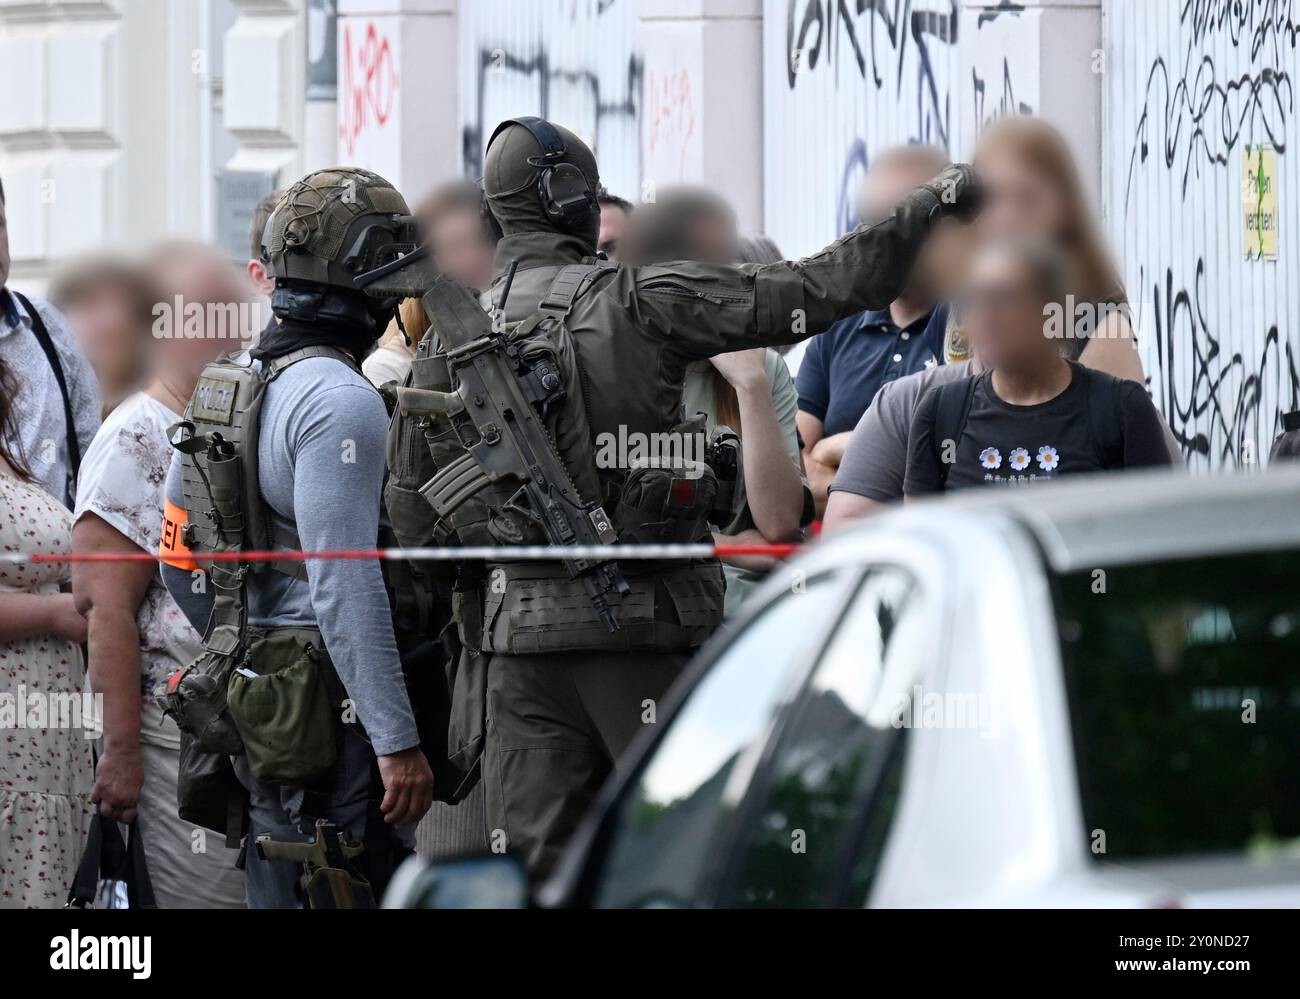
162, 167, 435, 907
379, 117, 981, 880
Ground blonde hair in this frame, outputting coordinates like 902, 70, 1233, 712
974, 116, 1127, 307
376, 297, 429, 356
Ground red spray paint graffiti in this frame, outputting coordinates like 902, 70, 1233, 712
646, 67, 696, 181
338, 21, 399, 159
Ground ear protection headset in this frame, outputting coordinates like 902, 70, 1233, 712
480, 116, 597, 240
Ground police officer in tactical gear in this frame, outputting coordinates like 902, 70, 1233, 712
165, 167, 434, 907
383, 118, 980, 880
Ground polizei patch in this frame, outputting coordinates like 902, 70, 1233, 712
191, 375, 239, 426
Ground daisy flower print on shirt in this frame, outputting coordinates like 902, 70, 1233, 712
1009, 447, 1031, 471
1037, 445, 1060, 472
980, 447, 1002, 470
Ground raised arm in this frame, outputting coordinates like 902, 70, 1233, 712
631, 166, 980, 357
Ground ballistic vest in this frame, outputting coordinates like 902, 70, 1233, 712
175, 345, 359, 587
385, 263, 727, 656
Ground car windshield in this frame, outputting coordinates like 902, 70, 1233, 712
592, 569, 860, 908
1056, 548, 1300, 861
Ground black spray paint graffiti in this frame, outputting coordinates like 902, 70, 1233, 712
971, 57, 1033, 133
1147, 258, 1300, 466
785, 0, 958, 149
975, 0, 1024, 29
784, 0, 958, 235
835, 138, 870, 236
1125, 0, 1297, 209
1122, 1, 1300, 466
969, 3, 1033, 132
1182, 0, 1299, 61
461, 47, 643, 178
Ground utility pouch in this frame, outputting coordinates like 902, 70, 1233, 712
444, 589, 487, 799
226, 630, 338, 785
706, 425, 742, 528
177, 730, 248, 846
159, 650, 245, 755
385, 349, 454, 550
615, 462, 719, 545
204, 444, 245, 540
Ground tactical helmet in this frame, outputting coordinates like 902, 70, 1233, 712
483, 119, 600, 249
264, 167, 418, 291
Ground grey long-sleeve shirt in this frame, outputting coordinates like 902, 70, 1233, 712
165, 354, 418, 757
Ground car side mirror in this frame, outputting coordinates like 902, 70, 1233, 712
382, 853, 531, 909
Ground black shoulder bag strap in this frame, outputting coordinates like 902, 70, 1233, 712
932, 374, 980, 488
13, 291, 81, 488
1083, 366, 1124, 467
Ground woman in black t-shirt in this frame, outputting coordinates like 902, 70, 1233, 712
905, 239, 1172, 496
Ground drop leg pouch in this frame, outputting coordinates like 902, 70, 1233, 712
159, 650, 245, 756
226, 629, 339, 785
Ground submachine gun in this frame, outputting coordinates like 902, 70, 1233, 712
370, 258, 630, 633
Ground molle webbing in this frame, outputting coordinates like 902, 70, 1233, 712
174, 344, 366, 657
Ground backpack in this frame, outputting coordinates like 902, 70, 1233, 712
930, 365, 1123, 487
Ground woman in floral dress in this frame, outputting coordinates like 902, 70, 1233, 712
0, 357, 95, 907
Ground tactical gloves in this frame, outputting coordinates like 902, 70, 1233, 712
920, 163, 984, 223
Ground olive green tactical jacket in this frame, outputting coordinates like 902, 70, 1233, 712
486, 187, 946, 448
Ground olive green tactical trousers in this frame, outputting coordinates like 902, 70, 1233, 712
482, 651, 688, 880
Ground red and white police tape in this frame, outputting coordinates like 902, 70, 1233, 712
0, 542, 801, 566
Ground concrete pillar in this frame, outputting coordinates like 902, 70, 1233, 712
637, 0, 764, 233
224, 0, 308, 184
303, 0, 340, 172
336, 0, 458, 202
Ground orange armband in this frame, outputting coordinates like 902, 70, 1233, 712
160, 498, 199, 571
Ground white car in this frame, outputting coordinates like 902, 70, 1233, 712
389, 467, 1300, 908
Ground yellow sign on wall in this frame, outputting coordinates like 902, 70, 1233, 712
1243, 144, 1279, 261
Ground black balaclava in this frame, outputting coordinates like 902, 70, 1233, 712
483, 121, 601, 251
254, 282, 390, 368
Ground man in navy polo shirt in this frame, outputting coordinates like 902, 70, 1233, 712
797, 144, 960, 516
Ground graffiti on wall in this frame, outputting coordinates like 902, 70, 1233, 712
1141, 257, 1300, 465
1108, 0, 1300, 468
338, 19, 399, 161
1122, 0, 1294, 210
783, 0, 957, 146
643, 60, 698, 186
966, 2, 1035, 141
766, 0, 1041, 256
765, 0, 961, 256
459, 0, 643, 201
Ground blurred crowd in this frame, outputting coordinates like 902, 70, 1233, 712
2, 113, 1298, 910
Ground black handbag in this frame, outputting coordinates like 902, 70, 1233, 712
177, 729, 248, 846
66, 812, 157, 909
